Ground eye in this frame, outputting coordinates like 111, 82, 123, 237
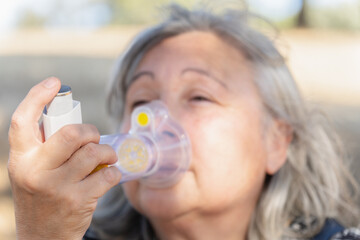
131, 100, 149, 109
191, 96, 210, 102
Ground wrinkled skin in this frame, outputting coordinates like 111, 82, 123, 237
8, 78, 121, 240
121, 32, 291, 240
7, 31, 291, 240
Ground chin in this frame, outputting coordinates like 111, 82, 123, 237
124, 171, 198, 220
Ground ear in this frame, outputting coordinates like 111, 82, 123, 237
265, 119, 293, 175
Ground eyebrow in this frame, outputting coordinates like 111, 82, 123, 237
131, 68, 228, 89
131, 71, 154, 83
181, 67, 228, 89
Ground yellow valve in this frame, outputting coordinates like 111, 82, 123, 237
91, 164, 108, 174
137, 112, 149, 127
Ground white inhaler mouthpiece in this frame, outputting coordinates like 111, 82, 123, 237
43, 85, 82, 140
100, 101, 191, 188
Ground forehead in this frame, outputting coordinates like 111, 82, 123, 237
136, 31, 252, 76
133, 31, 257, 97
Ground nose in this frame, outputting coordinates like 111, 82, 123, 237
158, 99, 192, 146
159, 97, 184, 124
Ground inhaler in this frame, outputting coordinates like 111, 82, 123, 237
43, 85, 191, 188
43, 85, 82, 140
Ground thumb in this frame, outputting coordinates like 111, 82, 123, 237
9, 77, 61, 151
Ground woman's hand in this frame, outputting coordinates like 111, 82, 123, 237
7, 78, 122, 240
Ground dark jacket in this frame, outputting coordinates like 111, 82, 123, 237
83, 218, 360, 240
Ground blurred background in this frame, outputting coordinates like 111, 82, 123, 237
0, 0, 359, 238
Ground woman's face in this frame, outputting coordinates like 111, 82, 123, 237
120, 31, 277, 221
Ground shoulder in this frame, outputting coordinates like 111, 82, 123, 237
312, 219, 360, 240
331, 228, 360, 240
83, 228, 100, 240
290, 218, 360, 240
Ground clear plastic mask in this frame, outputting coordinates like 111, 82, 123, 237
100, 100, 191, 188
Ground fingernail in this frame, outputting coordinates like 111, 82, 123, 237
43, 77, 58, 89
104, 167, 121, 184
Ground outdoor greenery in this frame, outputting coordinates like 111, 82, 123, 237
16, 0, 360, 29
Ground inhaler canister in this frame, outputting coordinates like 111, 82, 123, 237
43, 85, 82, 140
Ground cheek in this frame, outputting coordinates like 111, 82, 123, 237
122, 181, 141, 209
187, 109, 267, 205
119, 115, 131, 133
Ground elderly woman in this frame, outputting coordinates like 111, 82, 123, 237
8, 4, 359, 240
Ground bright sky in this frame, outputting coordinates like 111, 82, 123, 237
0, 0, 109, 35
247, 0, 359, 21
0, 1, 23, 32
0, 0, 54, 33
247, 0, 303, 20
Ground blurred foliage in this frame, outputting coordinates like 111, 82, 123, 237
14, 0, 360, 29
273, 15, 300, 29
304, 2, 360, 29
17, 10, 46, 28
256, 0, 360, 29
105, 0, 197, 25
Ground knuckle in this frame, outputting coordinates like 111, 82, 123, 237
28, 84, 38, 96
7, 158, 16, 176
7, 160, 19, 180
84, 143, 98, 159
107, 146, 117, 161
9, 113, 25, 133
102, 167, 118, 185
88, 124, 100, 142
21, 174, 42, 193
28, 84, 47, 102
59, 125, 81, 145
19, 170, 54, 195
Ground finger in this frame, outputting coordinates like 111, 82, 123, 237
80, 166, 121, 199
62, 143, 118, 181
38, 121, 45, 143
9, 77, 61, 151
40, 124, 100, 169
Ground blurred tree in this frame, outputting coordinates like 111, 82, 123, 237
105, 0, 197, 24
297, 0, 307, 27
305, 0, 360, 30
12, 0, 360, 29
17, 9, 46, 28
246, 0, 304, 28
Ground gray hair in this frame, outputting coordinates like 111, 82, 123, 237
92, 4, 360, 240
